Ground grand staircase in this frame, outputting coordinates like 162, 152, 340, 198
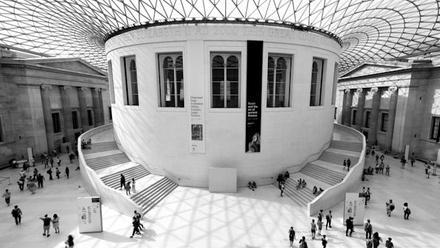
83, 140, 178, 215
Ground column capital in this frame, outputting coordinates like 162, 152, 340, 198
344, 88, 351, 93
78, 87, 88, 92
60, 86, 71, 91
40, 84, 52, 90
370, 87, 379, 93
388, 86, 398, 92
92, 87, 101, 93
356, 88, 363, 93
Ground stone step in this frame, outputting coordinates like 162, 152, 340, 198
318, 151, 359, 166
85, 153, 131, 171
301, 164, 345, 185
83, 141, 119, 154
329, 140, 363, 152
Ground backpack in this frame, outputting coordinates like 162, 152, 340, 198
390, 204, 395, 211
406, 208, 411, 214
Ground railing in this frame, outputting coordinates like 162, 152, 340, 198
78, 124, 142, 216
307, 123, 366, 216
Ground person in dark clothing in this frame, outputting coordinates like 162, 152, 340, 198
347, 158, 351, 171
65, 166, 70, 178
11, 205, 22, 225
345, 217, 354, 236
288, 226, 296, 247
372, 232, 382, 248
37, 173, 45, 188
130, 216, 141, 238
65, 234, 74, 248
17, 177, 25, 191
56, 167, 61, 179
47, 168, 53, 180
120, 174, 126, 190
40, 214, 52, 237
325, 210, 332, 229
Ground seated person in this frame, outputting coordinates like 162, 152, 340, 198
375, 164, 380, 174
296, 179, 302, 189
301, 180, 307, 189
312, 186, 318, 195
248, 181, 253, 190
252, 181, 257, 189
318, 188, 324, 195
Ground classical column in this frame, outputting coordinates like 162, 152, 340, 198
60, 86, 74, 144
343, 89, 353, 126
355, 88, 365, 130
40, 84, 54, 152
368, 87, 381, 146
98, 89, 105, 124
78, 87, 89, 131
92, 88, 102, 126
385, 86, 398, 152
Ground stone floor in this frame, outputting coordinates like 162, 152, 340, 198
1, 130, 440, 248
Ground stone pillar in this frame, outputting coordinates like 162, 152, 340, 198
92, 88, 102, 126
60, 86, 74, 144
99, 89, 105, 124
368, 87, 381, 146
385, 86, 398, 152
355, 88, 365, 130
40, 84, 54, 153
343, 89, 353, 126
78, 87, 89, 131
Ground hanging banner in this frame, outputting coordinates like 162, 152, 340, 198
245, 40, 263, 153
78, 196, 103, 233
343, 193, 365, 226
190, 96, 205, 153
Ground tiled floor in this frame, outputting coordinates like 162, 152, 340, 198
1, 130, 440, 248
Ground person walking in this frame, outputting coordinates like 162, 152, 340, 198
17, 176, 25, 191
49, 157, 54, 167
385, 164, 390, 176
346, 217, 354, 237
125, 181, 131, 195
317, 218, 323, 236
37, 173, 45, 188
299, 236, 308, 248
120, 174, 126, 190
410, 156, 415, 167
134, 210, 144, 231
364, 219, 373, 239
11, 205, 22, 225
386, 199, 395, 217
2, 189, 11, 206
372, 232, 382, 248
311, 219, 317, 240
52, 214, 60, 233
65, 234, 74, 247
425, 163, 431, 178
40, 214, 52, 237
56, 156, 61, 167
288, 226, 296, 247
347, 158, 351, 171
385, 237, 394, 248
131, 178, 136, 193
130, 216, 141, 238
322, 234, 328, 248
280, 182, 285, 197
403, 202, 411, 220
325, 210, 332, 229
56, 167, 61, 179
343, 159, 347, 170
65, 166, 70, 179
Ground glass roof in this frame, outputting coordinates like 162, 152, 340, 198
0, 0, 439, 73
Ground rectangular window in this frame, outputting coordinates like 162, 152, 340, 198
430, 116, 440, 141
0, 116, 4, 142
352, 109, 357, 125
310, 58, 325, 106
211, 53, 240, 108
109, 106, 112, 120
332, 63, 339, 105
267, 54, 292, 107
87, 109, 93, 126
52, 112, 61, 133
122, 56, 139, 106
158, 53, 184, 107
72, 111, 79, 129
364, 110, 371, 128
381, 112, 389, 132
108, 60, 115, 104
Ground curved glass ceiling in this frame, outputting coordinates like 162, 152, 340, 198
0, 0, 439, 73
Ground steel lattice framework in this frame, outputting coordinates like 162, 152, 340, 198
0, 0, 439, 73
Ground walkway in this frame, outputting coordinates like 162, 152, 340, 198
1, 128, 439, 248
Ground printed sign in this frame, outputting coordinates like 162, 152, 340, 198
78, 196, 103, 233
190, 96, 205, 153
343, 193, 365, 225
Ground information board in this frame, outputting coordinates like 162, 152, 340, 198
78, 196, 103, 233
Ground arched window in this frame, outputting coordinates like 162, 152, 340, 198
158, 53, 184, 107
123, 56, 139, 105
310, 58, 324, 106
267, 54, 292, 107
211, 53, 240, 108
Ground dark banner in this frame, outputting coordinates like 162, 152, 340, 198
245, 40, 263, 153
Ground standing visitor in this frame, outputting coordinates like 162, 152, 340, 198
364, 219, 373, 239
288, 226, 295, 247
2, 189, 11, 206
372, 232, 382, 248
385, 237, 394, 248
56, 157, 61, 167
11, 205, 22, 225
125, 181, 131, 195
385, 164, 390, 176
37, 173, 45, 188
403, 202, 411, 220
325, 210, 332, 229
40, 214, 52, 237
410, 156, 415, 167
346, 217, 354, 237
347, 158, 351, 171
386, 199, 395, 217
17, 176, 25, 191
310, 219, 317, 240
120, 174, 126, 190
47, 168, 53, 180
65, 166, 70, 179
343, 159, 347, 170
52, 214, 60, 233
322, 234, 327, 248
130, 216, 141, 238
280, 182, 285, 197
131, 178, 136, 193
56, 167, 61, 179
299, 236, 308, 248
50, 157, 54, 167
317, 218, 323, 236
